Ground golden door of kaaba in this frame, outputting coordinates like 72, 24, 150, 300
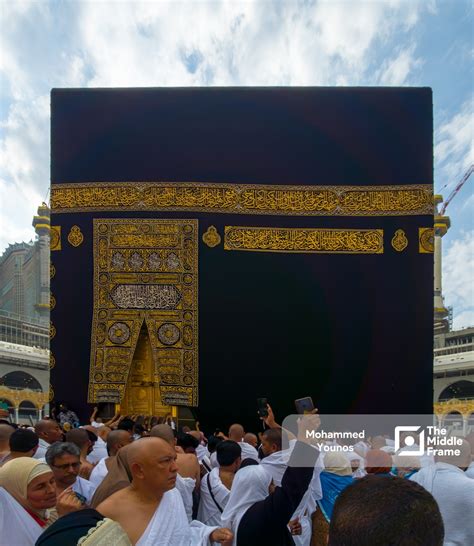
120, 324, 172, 417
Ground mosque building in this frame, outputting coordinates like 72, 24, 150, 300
0, 204, 50, 422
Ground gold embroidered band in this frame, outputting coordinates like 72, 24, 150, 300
224, 227, 384, 254
51, 182, 433, 216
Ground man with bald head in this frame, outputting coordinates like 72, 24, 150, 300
411, 438, 474, 545
89, 428, 133, 490
97, 437, 233, 545
34, 418, 63, 459
228, 424, 259, 461
151, 424, 200, 521
243, 432, 258, 450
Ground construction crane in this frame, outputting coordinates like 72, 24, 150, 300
440, 164, 474, 216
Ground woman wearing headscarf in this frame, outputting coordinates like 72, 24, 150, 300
90, 444, 132, 508
311, 452, 354, 546
0, 458, 81, 545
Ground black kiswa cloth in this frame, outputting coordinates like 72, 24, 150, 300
50, 87, 433, 428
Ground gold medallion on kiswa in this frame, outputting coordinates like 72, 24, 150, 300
224, 227, 384, 254
89, 219, 198, 406
51, 182, 433, 216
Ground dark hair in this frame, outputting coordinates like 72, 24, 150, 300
117, 418, 135, 433
9, 428, 39, 452
207, 435, 223, 454
329, 475, 444, 546
65, 428, 90, 449
134, 423, 147, 436
84, 429, 98, 444
262, 428, 282, 451
216, 440, 242, 466
176, 432, 199, 451
239, 458, 259, 469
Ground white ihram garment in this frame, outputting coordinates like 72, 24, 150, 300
73, 476, 95, 504
197, 467, 230, 527
0, 487, 44, 546
238, 442, 259, 461
175, 473, 196, 522
136, 488, 216, 546
87, 437, 108, 464
410, 462, 474, 546
221, 465, 272, 546
89, 457, 108, 491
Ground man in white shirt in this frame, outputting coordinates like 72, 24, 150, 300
198, 440, 241, 527
410, 439, 474, 545
34, 419, 63, 459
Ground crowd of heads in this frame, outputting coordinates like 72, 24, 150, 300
0, 403, 473, 546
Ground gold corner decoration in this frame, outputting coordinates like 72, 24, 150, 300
50, 293, 56, 310
51, 182, 433, 217
391, 229, 408, 252
49, 385, 55, 402
49, 354, 56, 370
50, 322, 56, 340
202, 226, 221, 248
50, 263, 56, 279
419, 227, 434, 253
67, 225, 84, 247
50, 226, 61, 251
224, 227, 384, 254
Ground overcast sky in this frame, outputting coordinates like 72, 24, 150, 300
0, 0, 472, 328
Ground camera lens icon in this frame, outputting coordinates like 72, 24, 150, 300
395, 426, 425, 456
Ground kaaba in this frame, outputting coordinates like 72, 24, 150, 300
50, 87, 434, 430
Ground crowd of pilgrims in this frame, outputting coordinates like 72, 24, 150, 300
0, 403, 473, 546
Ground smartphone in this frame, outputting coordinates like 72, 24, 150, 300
257, 397, 269, 418
295, 396, 315, 414
74, 492, 87, 504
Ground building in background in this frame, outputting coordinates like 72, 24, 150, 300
0, 204, 50, 423
432, 194, 474, 434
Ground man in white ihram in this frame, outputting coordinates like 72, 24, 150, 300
410, 438, 474, 546
97, 437, 233, 545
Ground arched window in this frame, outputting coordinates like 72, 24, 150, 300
0, 371, 43, 391
18, 401, 37, 421
438, 380, 474, 402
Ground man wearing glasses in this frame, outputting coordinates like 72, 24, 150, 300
46, 442, 94, 505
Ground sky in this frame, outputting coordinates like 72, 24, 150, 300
0, 0, 472, 329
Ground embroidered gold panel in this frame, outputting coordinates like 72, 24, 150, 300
89, 219, 198, 406
51, 182, 433, 216
224, 227, 384, 254
419, 227, 434, 253
50, 226, 61, 251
